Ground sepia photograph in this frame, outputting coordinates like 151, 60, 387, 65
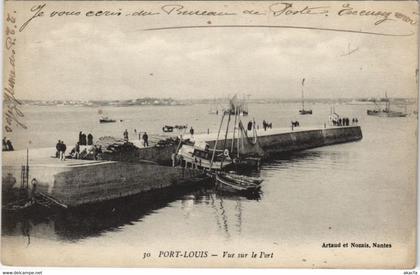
1, 0, 418, 269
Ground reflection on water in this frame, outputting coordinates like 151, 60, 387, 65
1, 148, 347, 244
2, 182, 263, 243
262, 148, 356, 172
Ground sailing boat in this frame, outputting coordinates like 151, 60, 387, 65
223, 95, 249, 116
209, 98, 220, 115
211, 95, 263, 194
174, 95, 263, 194
299, 78, 313, 115
367, 93, 407, 117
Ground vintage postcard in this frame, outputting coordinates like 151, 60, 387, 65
1, 0, 418, 268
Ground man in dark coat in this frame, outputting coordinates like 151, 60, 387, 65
6, 140, 14, 151
56, 140, 61, 158
81, 133, 87, 145
123, 129, 129, 141
142, 132, 149, 147
75, 142, 80, 159
60, 141, 67, 161
87, 133, 93, 145
247, 121, 253, 131
3, 138, 7, 151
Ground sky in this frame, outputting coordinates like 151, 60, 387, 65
10, 1, 419, 100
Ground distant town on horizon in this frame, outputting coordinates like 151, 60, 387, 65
8, 96, 417, 107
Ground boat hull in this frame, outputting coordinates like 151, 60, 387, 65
215, 173, 261, 194
367, 110, 407, 117
299, 109, 313, 115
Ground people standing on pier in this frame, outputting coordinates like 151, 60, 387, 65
3, 138, 14, 151
81, 133, 87, 145
142, 132, 149, 147
263, 120, 267, 131
62, 141, 67, 161
3, 137, 7, 151
352, 118, 358, 124
75, 142, 80, 159
87, 133, 93, 145
56, 140, 61, 158
247, 121, 253, 131
58, 140, 67, 161
189, 127, 194, 136
6, 139, 14, 151
123, 129, 129, 142
92, 145, 98, 160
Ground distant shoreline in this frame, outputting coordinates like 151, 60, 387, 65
7, 97, 418, 107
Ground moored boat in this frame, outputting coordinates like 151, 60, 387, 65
367, 109, 407, 117
299, 109, 313, 115
215, 172, 262, 193
177, 143, 233, 170
299, 78, 313, 115
367, 93, 408, 117
99, 116, 116, 123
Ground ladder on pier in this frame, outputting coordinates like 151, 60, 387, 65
36, 192, 68, 209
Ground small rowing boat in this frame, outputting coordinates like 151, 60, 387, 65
215, 172, 262, 193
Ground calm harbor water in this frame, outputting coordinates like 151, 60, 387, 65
2, 102, 417, 267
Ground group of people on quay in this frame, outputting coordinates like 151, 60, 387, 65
262, 120, 273, 131
55, 140, 67, 161
291, 121, 300, 130
331, 117, 358, 126
69, 142, 102, 160
124, 129, 149, 147
56, 131, 103, 161
2, 138, 14, 151
78, 131, 94, 145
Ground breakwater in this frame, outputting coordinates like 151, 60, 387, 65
203, 126, 362, 157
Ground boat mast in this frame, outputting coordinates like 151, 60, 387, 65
301, 78, 305, 111
210, 113, 226, 170
220, 111, 232, 169
231, 105, 238, 154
